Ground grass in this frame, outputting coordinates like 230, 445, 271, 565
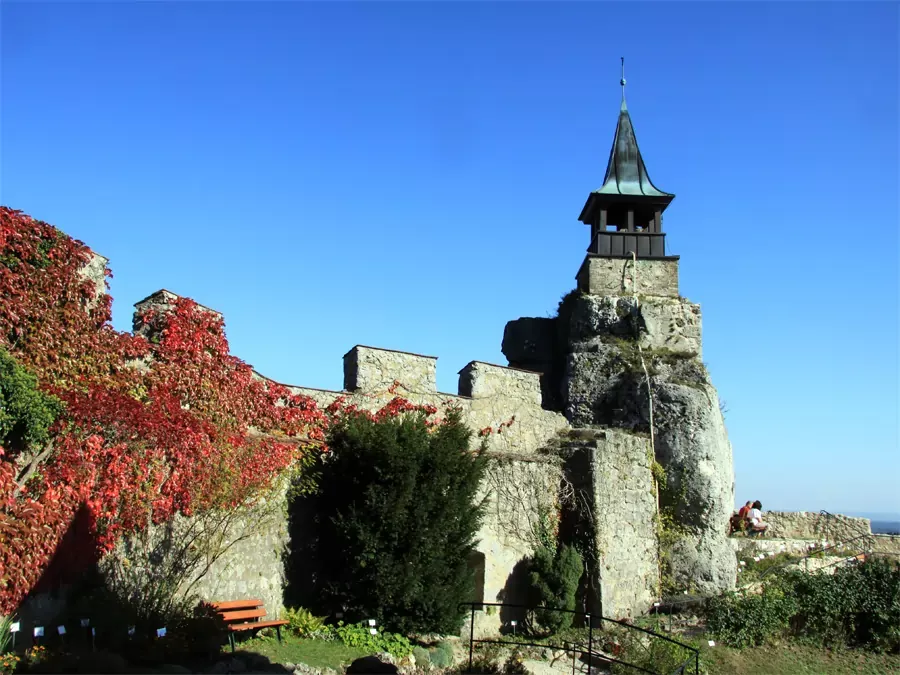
236, 634, 368, 671
701, 641, 900, 674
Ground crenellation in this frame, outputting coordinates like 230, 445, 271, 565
458, 361, 543, 405
343, 345, 438, 394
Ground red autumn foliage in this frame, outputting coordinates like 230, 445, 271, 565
0, 207, 330, 615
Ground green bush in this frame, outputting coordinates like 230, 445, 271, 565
430, 640, 455, 668
281, 607, 327, 638
412, 646, 430, 666
609, 629, 704, 675
705, 583, 797, 648
310, 407, 487, 634
708, 557, 900, 652
0, 347, 62, 454
334, 621, 413, 658
526, 544, 583, 634
789, 557, 900, 652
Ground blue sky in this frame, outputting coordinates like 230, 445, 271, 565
2, 2, 897, 516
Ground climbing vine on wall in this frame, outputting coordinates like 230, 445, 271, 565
0, 207, 330, 615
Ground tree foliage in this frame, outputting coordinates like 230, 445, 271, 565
527, 544, 584, 634
310, 402, 487, 634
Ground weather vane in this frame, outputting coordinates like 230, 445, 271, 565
620, 56, 626, 102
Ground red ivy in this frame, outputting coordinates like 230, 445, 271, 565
0, 208, 330, 614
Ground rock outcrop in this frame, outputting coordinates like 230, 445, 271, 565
503, 287, 737, 605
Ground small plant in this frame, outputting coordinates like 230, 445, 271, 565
0, 653, 19, 675
281, 606, 327, 638
334, 621, 413, 658
412, 645, 431, 666
0, 616, 13, 656
24, 644, 48, 666
430, 640, 455, 668
608, 628, 704, 675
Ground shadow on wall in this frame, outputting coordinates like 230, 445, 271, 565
496, 558, 531, 635
13, 503, 99, 644
282, 492, 328, 615
467, 551, 486, 608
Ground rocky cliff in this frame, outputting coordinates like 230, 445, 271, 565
504, 286, 736, 603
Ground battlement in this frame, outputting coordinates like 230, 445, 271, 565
343, 345, 438, 394
458, 361, 542, 405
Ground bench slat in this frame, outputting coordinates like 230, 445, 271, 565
228, 619, 289, 632
211, 599, 264, 611
220, 608, 267, 622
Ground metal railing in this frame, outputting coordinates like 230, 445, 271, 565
759, 533, 876, 580
458, 602, 699, 675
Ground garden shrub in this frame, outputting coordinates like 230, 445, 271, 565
789, 557, 900, 652
412, 646, 430, 666
705, 583, 797, 647
310, 405, 487, 634
429, 640, 455, 668
526, 544, 583, 634
608, 628, 704, 675
708, 557, 900, 652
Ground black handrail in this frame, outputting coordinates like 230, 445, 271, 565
458, 601, 699, 675
759, 533, 875, 579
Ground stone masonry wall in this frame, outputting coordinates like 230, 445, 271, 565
763, 511, 872, 541
101, 483, 290, 622
465, 456, 564, 638
589, 430, 658, 619
576, 257, 679, 298
186, 487, 289, 619
344, 345, 436, 394
286, 346, 570, 458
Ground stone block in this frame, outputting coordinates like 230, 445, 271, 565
343, 345, 437, 394
458, 361, 542, 406
576, 256, 679, 298
501, 318, 557, 367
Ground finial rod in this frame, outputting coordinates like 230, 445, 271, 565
620, 57, 626, 103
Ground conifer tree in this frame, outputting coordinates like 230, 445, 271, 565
311, 406, 486, 634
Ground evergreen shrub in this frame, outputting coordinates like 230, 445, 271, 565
312, 407, 487, 634
526, 544, 583, 634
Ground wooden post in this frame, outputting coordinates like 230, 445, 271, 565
654, 209, 661, 233
627, 210, 634, 232
599, 209, 607, 232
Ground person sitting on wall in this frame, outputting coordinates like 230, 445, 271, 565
729, 501, 753, 535
748, 500, 768, 535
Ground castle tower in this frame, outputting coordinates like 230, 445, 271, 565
504, 62, 736, 615
575, 61, 680, 298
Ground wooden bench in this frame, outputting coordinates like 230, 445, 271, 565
211, 599, 289, 652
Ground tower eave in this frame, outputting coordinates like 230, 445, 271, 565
578, 192, 675, 224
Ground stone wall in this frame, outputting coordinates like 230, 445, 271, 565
79, 251, 109, 306
283, 345, 570, 458
764, 511, 872, 541
576, 257, 679, 298
586, 430, 658, 618
101, 483, 290, 622
343, 345, 437, 394
186, 488, 289, 619
467, 455, 564, 637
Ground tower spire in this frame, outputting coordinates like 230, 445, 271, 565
620, 56, 626, 108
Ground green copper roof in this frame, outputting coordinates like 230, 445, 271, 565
593, 99, 673, 198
